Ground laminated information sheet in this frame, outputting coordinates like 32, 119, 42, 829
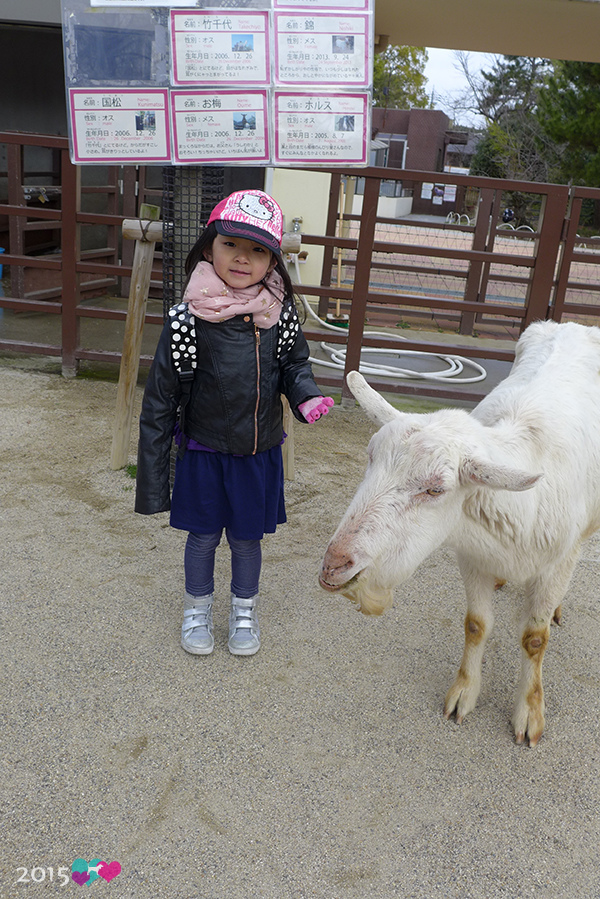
171, 89, 269, 163
69, 89, 170, 163
274, 12, 370, 86
274, 91, 368, 164
170, 10, 270, 86
63, 0, 373, 165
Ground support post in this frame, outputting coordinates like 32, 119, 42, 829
110, 206, 161, 470
342, 174, 379, 404
281, 396, 295, 481
523, 185, 570, 329
60, 151, 81, 377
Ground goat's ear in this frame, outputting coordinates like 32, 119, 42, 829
460, 457, 542, 492
346, 371, 403, 427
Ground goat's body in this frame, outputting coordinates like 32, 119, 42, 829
320, 321, 600, 745
462, 322, 600, 579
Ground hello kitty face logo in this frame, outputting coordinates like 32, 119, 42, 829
208, 189, 283, 247
238, 193, 275, 222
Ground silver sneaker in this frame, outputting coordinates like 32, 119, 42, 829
228, 594, 260, 656
181, 593, 214, 655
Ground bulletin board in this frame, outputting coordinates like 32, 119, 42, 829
61, 0, 374, 166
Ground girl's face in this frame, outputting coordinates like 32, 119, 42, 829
205, 233, 274, 289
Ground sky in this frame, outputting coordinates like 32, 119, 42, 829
423, 47, 495, 126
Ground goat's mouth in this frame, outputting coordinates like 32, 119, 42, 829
318, 571, 361, 593
320, 567, 394, 616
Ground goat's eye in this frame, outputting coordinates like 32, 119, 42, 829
426, 486, 444, 496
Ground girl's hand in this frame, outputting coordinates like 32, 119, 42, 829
298, 396, 334, 423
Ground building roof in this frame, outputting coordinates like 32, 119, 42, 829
374, 0, 600, 63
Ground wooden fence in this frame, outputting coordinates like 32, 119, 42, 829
2, 131, 600, 402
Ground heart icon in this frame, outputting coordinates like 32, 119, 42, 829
98, 861, 122, 883
71, 857, 103, 885
87, 859, 103, 884
71, 859, 90, 886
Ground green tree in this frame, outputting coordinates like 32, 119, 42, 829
473, 55, 551, 125
452, 54, 560, 226
469, 125, 506, 179
460, 54, 556, 183
372, 45, 431, 109
537, 61, 600, 186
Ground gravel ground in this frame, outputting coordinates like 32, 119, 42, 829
2, 358, 600, 898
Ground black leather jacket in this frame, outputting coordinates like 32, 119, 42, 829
135, 312, 321, 514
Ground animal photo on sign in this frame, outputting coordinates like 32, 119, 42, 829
233, 113, 256, 131
332, 35, 354, 53
335, 115, 355, 132
231, 34, 253, 52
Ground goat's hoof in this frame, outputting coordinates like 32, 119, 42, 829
444, 708, 465, 726
444, 678, 478, 725
513, 706, 545, 747
515, 729, 543, 748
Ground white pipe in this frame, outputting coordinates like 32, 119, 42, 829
286, 254, 487, 384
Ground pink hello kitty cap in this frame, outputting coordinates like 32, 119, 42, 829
207, 189, 284, 255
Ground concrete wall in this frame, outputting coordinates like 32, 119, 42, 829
352, 194, 413, 218
269, 168, 331, 291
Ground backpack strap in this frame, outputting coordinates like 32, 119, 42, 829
168, 302, 197, 458
277, 300, 300, 357
169, 302, 197, 372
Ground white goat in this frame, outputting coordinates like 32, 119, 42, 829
320, 320, 600, 746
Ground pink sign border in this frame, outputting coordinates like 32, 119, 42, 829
69, 88, 171, 164
273, 90, 369, 166
170, 88, 270, 164
273, 11, 371, 87
274, 0, 368, 9
170, 9, 271, 87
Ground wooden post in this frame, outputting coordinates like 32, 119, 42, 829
110, 205, 161, 470
282, 396, 295, 480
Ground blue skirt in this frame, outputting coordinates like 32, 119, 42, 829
170, 445, 287, 540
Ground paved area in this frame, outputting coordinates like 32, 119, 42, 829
2, 356, 600, 898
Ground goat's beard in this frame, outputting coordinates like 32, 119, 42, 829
341, 571, 394, 616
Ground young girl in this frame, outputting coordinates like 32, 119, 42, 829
135, 189, 333, 657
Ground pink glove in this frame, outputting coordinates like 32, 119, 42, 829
298, 395, 334, 423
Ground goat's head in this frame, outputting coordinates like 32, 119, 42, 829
319, 372, 541, 615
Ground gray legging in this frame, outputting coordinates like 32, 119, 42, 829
184, 529, 262, 599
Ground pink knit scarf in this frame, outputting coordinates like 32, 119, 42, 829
183, 261, 284, 329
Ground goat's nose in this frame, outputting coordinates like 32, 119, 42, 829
320, 548, 355, 584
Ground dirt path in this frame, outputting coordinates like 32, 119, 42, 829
2, 361, 600, 899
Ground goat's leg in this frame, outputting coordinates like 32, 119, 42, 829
444, 562, 495, 724
512, 550, 578, 747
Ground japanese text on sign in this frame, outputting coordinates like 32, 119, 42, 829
171, 11, 270, 85
274, 13, 370, 85
274, 92, 368, 164
171, 90, 269, 163
69, 89, 170, 163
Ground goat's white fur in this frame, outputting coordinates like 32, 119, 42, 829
320, 320, 600, 746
